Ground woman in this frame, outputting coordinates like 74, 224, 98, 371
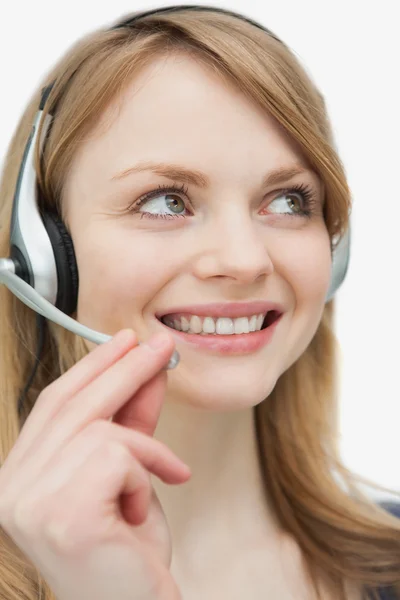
0, 5, 399, 600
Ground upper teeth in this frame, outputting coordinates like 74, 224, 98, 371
162, 313, 267, 335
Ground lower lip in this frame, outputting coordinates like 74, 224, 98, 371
157, 314, 283, 355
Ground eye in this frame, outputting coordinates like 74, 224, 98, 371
263, 185, 316, 218
141, 193, 186, 216
130, 183, 190, 220
269, 192, 302, 214
129, 182, 318, 221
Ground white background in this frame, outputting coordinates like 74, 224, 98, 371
0, 0, 398, 499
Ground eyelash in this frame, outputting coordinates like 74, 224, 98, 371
130, 182, 319, 220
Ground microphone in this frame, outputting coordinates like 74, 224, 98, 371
0, 259, 180, 370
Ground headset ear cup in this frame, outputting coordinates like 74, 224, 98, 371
41, 211, 79, 315
325, 226, 351, 302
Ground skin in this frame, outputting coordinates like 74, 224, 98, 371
62, 52, 333, 597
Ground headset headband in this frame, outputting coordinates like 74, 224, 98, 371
7, 3, 350, 322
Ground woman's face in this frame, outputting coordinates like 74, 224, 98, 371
64, 52, 331, 410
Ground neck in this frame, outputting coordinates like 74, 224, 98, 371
153, 400, 282, 571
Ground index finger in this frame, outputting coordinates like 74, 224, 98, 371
12, 333, 175, 475
17, 329, 137, 448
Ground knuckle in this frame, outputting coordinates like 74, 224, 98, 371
36, 387, 52, 407
140, 468, 151, 488
104, 441, 132, 467
0, 499, 13, 530
128, 461, 150, 491
43, 516, 77, 554
85, 419, 110, 439
145, 437, 171, 464
12, 497, 41, 536
0, 485, 12, 518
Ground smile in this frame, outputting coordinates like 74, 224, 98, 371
155, 303, 284, 355
160, 311, 281, 335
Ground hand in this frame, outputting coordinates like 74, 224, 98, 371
0, 329, 190, 600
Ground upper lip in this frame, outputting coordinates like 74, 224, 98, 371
156, 301, 284, 319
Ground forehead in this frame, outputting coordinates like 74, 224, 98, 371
65, 53, 315, 197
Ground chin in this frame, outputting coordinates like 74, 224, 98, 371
166, 365, 279, 412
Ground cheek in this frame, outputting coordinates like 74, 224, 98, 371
278, 226, 332, 306
275, 226, 331, 371
73, 227, 175, 324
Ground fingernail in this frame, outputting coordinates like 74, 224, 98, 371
146, 333, 170, 351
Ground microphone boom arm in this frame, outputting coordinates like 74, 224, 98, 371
0, 258, 180, 370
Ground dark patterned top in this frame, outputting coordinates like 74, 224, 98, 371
373, 502, 400, 600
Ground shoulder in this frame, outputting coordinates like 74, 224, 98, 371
379, 501, 400, 519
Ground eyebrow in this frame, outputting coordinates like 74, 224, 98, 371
111, 161, 315, 188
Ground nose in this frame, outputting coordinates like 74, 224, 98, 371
192, 214, 274, 285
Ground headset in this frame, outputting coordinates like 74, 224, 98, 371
0, 4, 350, 416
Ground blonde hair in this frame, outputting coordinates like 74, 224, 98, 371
0, 7, 399, 600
